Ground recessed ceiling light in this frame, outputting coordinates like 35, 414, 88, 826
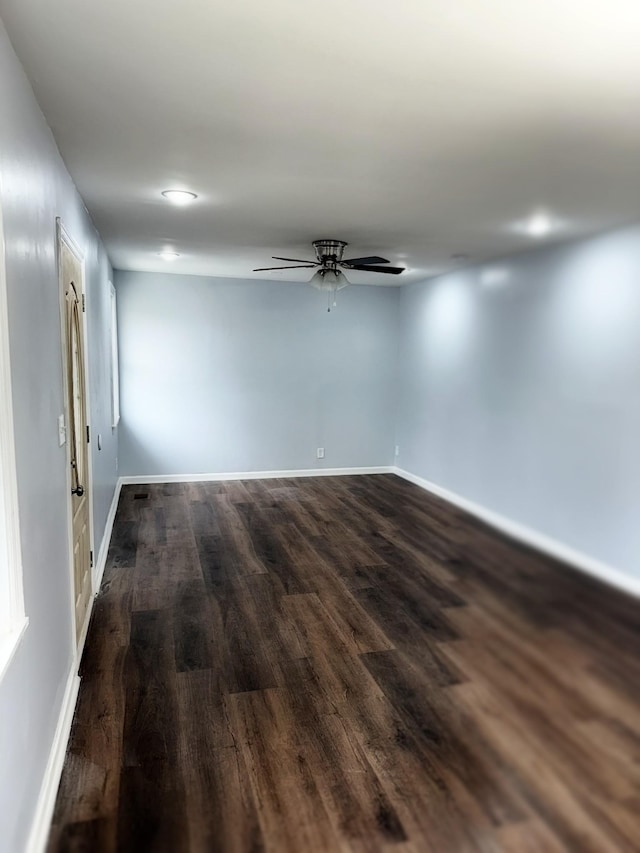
158, 250, 180, 261
161, 190, 198, 205
527, 212, 552, 237
512, 210, 565, 239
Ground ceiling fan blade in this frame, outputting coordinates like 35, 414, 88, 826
345, 264, 405, 275
342, 256, 389, 266
253, 264, 318, 271
272, 256, 318, 264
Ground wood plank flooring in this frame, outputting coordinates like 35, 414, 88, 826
48, 474, 640, 852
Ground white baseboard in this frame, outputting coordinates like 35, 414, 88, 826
119, 466, 394, 485
25, 667, 81, 853
24, 465, 393, 849
28, 462, 636, 853
92, 478, 122, 592
25, 477, 122, 853
74, 480, 122, 670
393, 467, 640, 599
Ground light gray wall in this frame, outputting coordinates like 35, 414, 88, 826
3, 10, 639, 847
0, 20, 117, 852
397, 224, 640, 579
116, 271, 399, 476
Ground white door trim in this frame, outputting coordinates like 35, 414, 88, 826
0, 198, 28, 679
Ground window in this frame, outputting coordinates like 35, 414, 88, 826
110, 283, 120, 428
0, 204, 27, 679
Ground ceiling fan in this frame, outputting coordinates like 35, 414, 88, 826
253, 239, 405, 292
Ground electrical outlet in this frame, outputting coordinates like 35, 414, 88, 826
316, 447, 325, 459
394, 445, 400, 457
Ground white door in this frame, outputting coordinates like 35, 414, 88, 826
60, 236, 91, 643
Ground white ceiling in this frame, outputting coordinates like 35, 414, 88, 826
2, 0, 640, 285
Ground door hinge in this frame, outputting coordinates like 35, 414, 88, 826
90, 550, 94, 568
82, 293, 86, 313
86, 424, 90, 443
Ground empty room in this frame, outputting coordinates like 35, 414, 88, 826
1, 1, 639, 851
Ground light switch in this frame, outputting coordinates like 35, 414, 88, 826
58, 414, 66, 447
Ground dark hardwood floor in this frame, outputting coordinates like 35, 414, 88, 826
48, 474, 640, 852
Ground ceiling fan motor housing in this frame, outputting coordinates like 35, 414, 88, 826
313, 239, 347, 266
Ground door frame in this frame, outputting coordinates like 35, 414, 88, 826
56, 218, 95, 653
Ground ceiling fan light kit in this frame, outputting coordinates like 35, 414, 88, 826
253, 239, 405, 309
309, 268, 348, 292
